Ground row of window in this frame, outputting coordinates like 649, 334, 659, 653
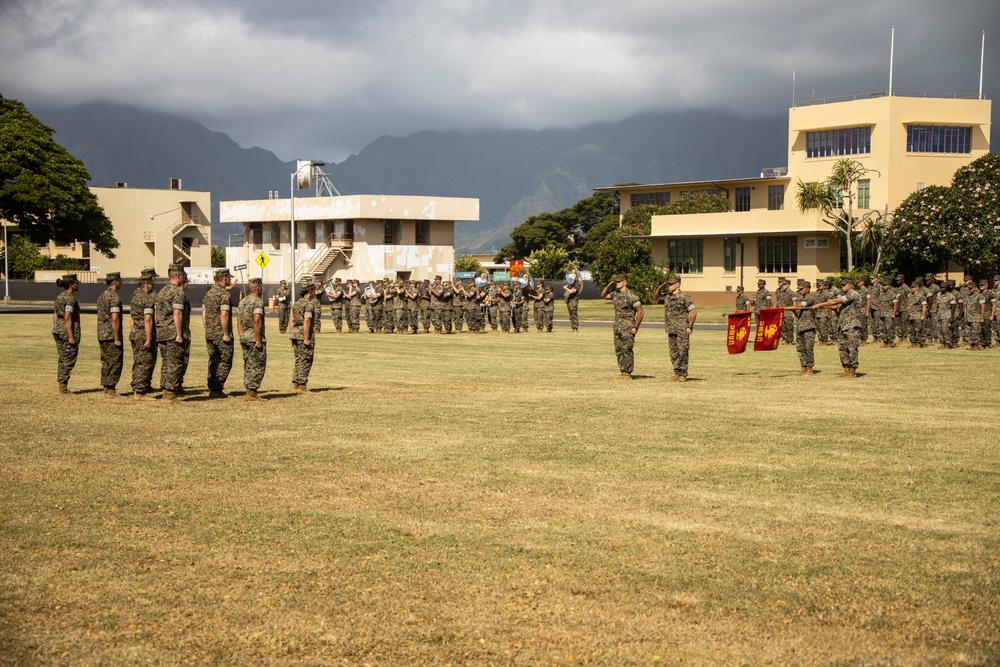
638, 186, 786, 212
906, 125, 971, 154
668, 237, 800, 274
807, 126, 872, 158
805, 124, 971, 158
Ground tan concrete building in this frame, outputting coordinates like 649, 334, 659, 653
1, 183, 212, 280
220, 194, 480, 284
598, 93, 992, 304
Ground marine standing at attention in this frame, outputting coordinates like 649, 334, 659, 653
96, 271, 124, 397
237, 277, 268, 401
155, 265, 191, 403
290, 284, 317, 392
203, 268, 235, 398
129, 269, 158, 400
52, 273, 81, 395
601, 274, 643, 380
654, 276, 697, 382
275, 280, 290, 333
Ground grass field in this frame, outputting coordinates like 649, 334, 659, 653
1, 310, 998, 665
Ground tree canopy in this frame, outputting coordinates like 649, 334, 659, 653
495, 191, 618, 262
884, 154, 1000, 277
0, 96, 118, 257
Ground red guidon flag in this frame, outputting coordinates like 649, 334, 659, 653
753, 308, 785, 351
727, 312, 752, 354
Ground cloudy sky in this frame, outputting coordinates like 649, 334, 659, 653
1, 0, 997, 163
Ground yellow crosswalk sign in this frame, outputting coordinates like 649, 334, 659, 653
255, 252, 270, 269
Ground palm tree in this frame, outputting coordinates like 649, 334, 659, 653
795, 159, 880, 271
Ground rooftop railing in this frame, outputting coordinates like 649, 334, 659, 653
793, 90, 988, 107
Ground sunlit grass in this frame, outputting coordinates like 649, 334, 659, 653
1, 312, 997, 665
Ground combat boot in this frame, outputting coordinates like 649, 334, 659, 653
843, 368, 857, 378
104, 387, 118, 398
132, 392, 151, 401
244, 389, 268, 402
617, 372, 632, 381
295, 383, 311, 393
208, 390, 230, 399
58, 382, 70, 395
161, 390, 178, 404
676, 375, 687, 383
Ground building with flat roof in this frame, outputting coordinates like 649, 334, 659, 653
597, 92, 991, 304
1, 181, 212, 280
220, 193, 480, 284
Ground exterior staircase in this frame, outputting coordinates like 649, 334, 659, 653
293, 233, 353, 284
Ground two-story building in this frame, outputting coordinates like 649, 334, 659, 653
220, 193, 480, 284
598, 92, 992, 304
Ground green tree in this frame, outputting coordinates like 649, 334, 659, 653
0, 96, 119, 257
795, 158, 881, 271
496, 191, 620, 262
662, 191, 732, 215
5, 234, 47, 278
453, 254, 482, 273
882, 185, 952, 277
528, 243, 570, 279
211, 244, 226, 268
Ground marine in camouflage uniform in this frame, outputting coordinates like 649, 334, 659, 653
440, 280, 455, 333
382, 280, 396, 333
563, 272, 582, 332
814, 276, 863, 377
464, 283, 482, 333
602, 274, 643, 378
275, 280, 290, 333
814, 280, 831, 344
155, 266, 192, 402
892, 274, 907, 342
901, 280, 928, 347
52, 274, 81, 393
978, 279, 994, 348
734, 286, 749, 313
875, 278, 898, 346
541, 285, 555, 332
328, 278, 345, 332
452, 279, 467, 332
346, 280, 362, 333
774, 278, 795, 344
290, 284, 317, 391
530, 285, 544, 332
922, 274, 940, 343
238, 278, 268, 401
419, 280, 432, 333
991, 275, 1000, 345
792, 281, 819, 373
753, 280, 771, 324
655, 276, 697, 381
203, 268, 236, 397
366, 280, 383, 333
311, 279, 324, 333
392, 280, 408, 333
935, 281, 958, 349
130, 270, 158, 398
96, 272, 125, 396
510, 283, 525, 333
855, 278, 870, 343
406, 281, 421, 333
496, 283, 512, 333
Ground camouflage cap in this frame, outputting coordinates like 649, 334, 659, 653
334, 277, 341, 283
299, 286, 314, 297
911, 280, 922, 288
248, 277, 263, 286
979, 279, 989, 286
61, 273, 78, 283
105, 271, 122, 281
736, 285, 744, 291
279, 279, 287, 285
880, 277, 892, 286
924, 272, 935, 279
214, 268, 233, 280
757, 279, 766, 285
994, 274, 1000, 282
841, 276, 855, 285
140, 267, 159, 279
825, 276, 835, 284
799, 280, 811, 288
667, 276, 681, 285
615, 274, 628, 283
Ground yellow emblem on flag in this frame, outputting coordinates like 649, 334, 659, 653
736, 326, 748, 341
764, 324, 778, 338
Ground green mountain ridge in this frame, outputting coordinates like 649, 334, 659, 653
32, 101, 787, 253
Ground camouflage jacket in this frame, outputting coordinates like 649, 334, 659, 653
155, 283, 191, 341
792, 292, 819, 331
836, 289, 864, 330
130, 287, 156, 343
96, 288, 123, 341
290, 296, 316, 340
901, 290, 927, 320
51, 290, 81, 339
753, 288, 771, 311
202, 284, 233, 342
661, 289, 695, 334
238, 292, 266, 344
612, 288, 642, 330
274, 286, 290, 307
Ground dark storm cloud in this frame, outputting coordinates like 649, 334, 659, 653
1, 0, 996, 162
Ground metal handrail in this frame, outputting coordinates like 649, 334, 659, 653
793, 90, 988, 107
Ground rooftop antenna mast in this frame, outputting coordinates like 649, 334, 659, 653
980, 31, 986, 99
888, 25, 895, 97
312, 164, 340, 197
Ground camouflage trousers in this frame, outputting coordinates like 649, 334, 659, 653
836, 327, 861, 370
796, 329, 816, 369
159, 339, 190, 392
440, 305, 453, 333
816, 315, 830, 342
53, 334, 79, 383
291, 339, 314, 385
963, 320, 982, 347
206, 339, 234, 392
367, 305, 383, 332
453, 306, 465, 332
878, 316, 895, 344
241, 341, 267, 390
99, 340, 124, 387
512, 305, 524, 331
383, 307, 395, 333
894, 316, 906, 340
487, 306, 498, 330
278, 305, 289, 333
420, 304, 431, 331
567, 299, 579, 330
613, 326, 635, 374
394, 308, 407, 332
534, 307, 544, 331
348, 305, 361, 331
667, 331, 690, 377
330, 305, 344, 331
408, 305, 420, 333
497, 306, 510, 332
541, 308, 554, 332
465, 305, 481, 332
992, 317, 999, 344
980, 321, 992, 348
935, 317, 955, 347
905, 317, 925, 345
130, 338, 157, 393
313, 308, 322, 333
